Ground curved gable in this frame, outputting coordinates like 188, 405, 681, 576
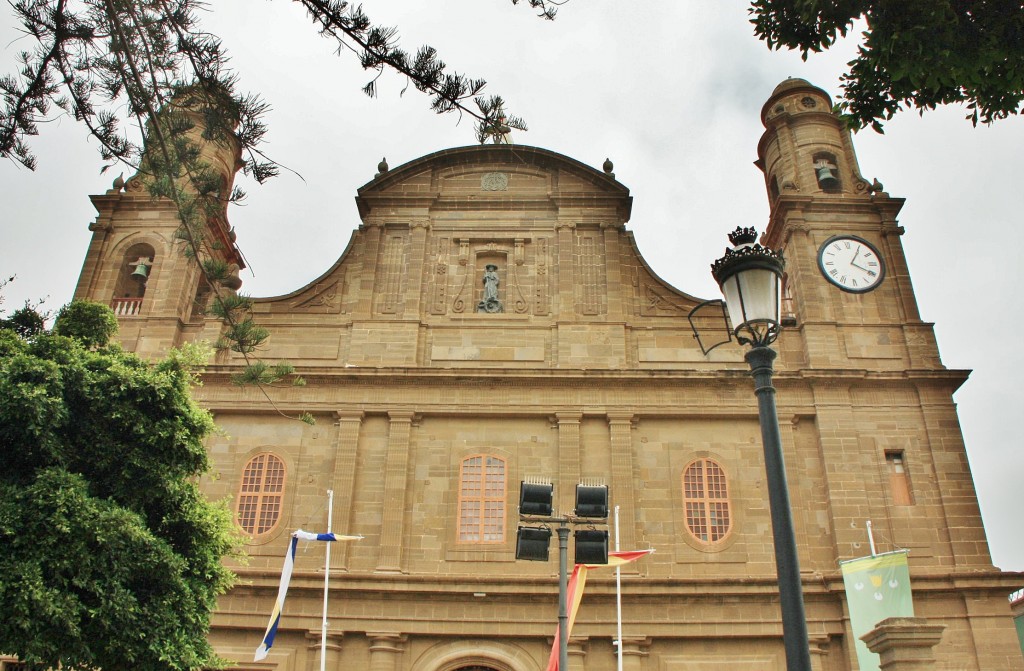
356, 144, 631, 221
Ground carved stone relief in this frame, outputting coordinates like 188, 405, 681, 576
292, 279, 343, 313
451, 240, 472, 314
430, 236, 450, 315
449, 238, 539, 315
576, 231, 606, 315
481, 172, 509, 191
535, 237, 550, 315
638, 281, 688, 316
376, 230, 407, 314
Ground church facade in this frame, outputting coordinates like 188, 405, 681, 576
69, 80, 1023, 670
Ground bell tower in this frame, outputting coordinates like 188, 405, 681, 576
73, 108, 244, 359
756, 78, 941, 370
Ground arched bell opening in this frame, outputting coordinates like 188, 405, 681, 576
812, 151, 841, 192
112, 242, 156, 317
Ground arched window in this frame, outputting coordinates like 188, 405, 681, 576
458, 455, 506, 543
683, 458, 732, 544
237, 453, 286, 535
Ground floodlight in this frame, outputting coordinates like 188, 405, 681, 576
516, 526, 551, 561
520, 482, 554, 516
574, 529, 609, 564
574, 484, 609, 518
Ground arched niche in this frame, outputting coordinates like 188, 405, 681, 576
112, 242, 156, 316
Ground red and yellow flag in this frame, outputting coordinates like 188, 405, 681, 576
546, 549, 654, 671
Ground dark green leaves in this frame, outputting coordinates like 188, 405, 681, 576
750, 1, 1024, 129
0, 325, 238, 670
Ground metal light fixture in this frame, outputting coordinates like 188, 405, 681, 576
519, 481, 553, 516
574, 529, 609, 565
710, 226, 784, 348
515, 526, 552, 561
710, 227, 811, 671
574, 484, 609, 519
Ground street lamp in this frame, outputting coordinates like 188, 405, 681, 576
516, 481, 609, 671
710, 226, 812, 671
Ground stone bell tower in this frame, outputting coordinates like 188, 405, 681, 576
72, 107, 245, 359
756, 78, 941, 372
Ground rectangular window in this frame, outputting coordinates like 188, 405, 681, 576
886, 451, 913, 506
457, 455, 506, 543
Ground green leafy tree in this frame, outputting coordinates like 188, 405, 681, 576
52, 299, 119, 347
0, 301, 240, 670
750, 1, 1024, 130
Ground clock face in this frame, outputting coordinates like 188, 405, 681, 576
817, 235, 886, 292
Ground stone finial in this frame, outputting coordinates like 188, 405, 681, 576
603, 157, 615, 178
375, 157, 389, 178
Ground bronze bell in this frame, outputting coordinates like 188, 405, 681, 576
131, 262, 150, 280
815, 164, 839, 189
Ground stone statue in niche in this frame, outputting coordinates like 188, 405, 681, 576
476, 264, 504, 313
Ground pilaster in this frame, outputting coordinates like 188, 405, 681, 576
608, 412, 638, 552
367, 633, 407, 671
601, 223, 625, 318
304, 631, 344, 671
811, 381, 878, 560
356, 220, 384, 316
555, 221, 575, 318
618, 636, 650, 671
556, 412, 582, 515
402, 219, 429, 317
330, 410, 364, 569
377, 411, 415, 572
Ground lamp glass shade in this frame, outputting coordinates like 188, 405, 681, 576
720, 265, 781, 332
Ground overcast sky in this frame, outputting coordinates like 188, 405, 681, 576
3, 2, 1023, 573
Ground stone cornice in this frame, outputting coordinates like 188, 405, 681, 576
227, 566, 1024, 597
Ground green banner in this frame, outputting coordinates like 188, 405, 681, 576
840, 551, 914, 670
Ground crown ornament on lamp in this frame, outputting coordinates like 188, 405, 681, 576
710, 227, 785, 348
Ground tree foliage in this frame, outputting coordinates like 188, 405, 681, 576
52, 299, 119, 347
0, 302, 239, 671
750, 1, 1024, 130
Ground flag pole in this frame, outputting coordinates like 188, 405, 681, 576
866, 519, 877, 557
614, 505, 623, 671
320, 489, 334, 671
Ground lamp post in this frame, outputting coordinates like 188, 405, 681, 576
516, 482, 609, 671
710, 227, 811, 671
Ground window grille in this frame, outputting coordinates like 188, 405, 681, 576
683, 458, 732, 543
458, 455, 506, 543
237, 453, 286, 535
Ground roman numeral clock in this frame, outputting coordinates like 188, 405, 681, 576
817, 235, 886, 292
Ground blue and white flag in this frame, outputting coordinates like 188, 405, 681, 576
254, 529, 361, 661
